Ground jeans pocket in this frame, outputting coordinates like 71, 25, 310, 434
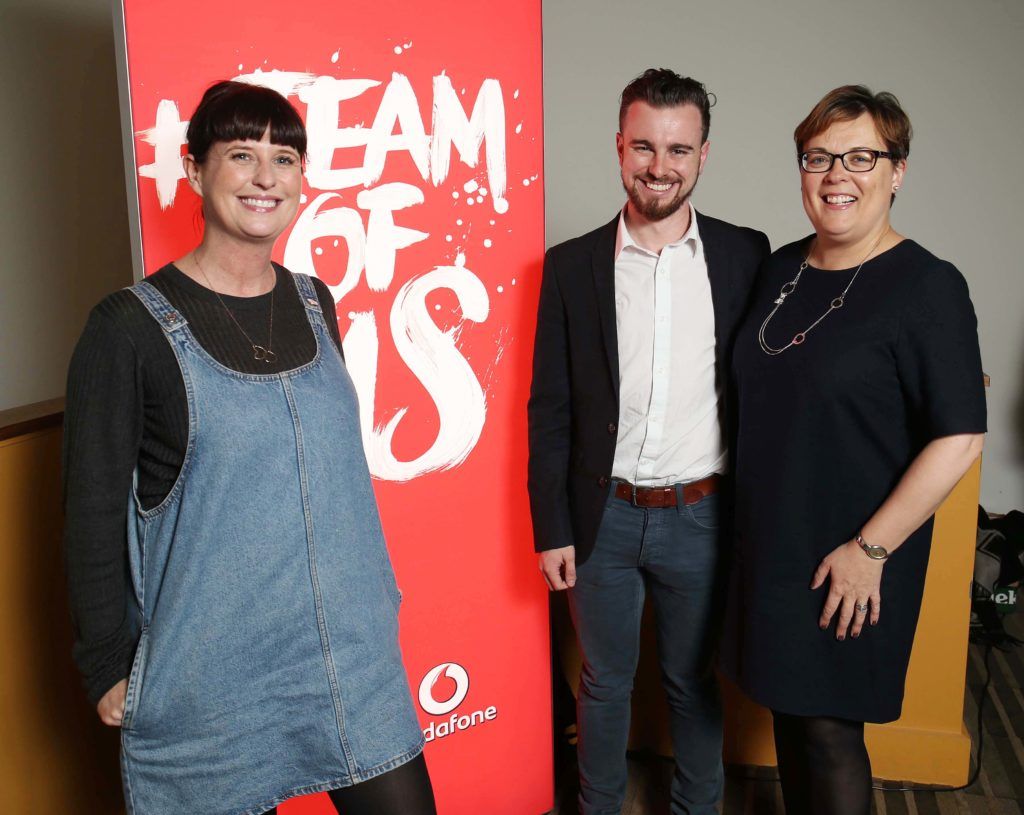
686, 493, 721, 531
121, 626, 150, 732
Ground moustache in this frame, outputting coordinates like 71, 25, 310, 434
638, 174, 679, 185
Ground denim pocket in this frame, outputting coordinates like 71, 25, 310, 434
685, 493, 721, 531
121, 627, 150, 731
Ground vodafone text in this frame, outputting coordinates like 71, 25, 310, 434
418, 662, 498, 742
423, 705, 498, 743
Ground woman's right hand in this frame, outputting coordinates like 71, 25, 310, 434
96, 679, 128, 726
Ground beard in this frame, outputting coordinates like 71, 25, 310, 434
623, 173, 697, 221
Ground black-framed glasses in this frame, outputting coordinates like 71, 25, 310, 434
799, 149, 895, 173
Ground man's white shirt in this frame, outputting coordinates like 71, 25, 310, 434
610, 203, 726, 487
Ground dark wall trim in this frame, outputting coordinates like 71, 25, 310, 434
0, 398, 65, 442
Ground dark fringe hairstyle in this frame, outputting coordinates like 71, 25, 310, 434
186, 80, 307, 164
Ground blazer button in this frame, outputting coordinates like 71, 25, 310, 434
598, 476, 609, 488
607, 422, 617, 435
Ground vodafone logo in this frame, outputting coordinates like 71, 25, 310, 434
418, 662, 470, 715
418, 662, 498, 743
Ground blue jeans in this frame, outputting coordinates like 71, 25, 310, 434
568, 484, 724, 815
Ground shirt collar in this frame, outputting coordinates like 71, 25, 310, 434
614, 202, 701, 261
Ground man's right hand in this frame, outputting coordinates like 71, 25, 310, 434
539, 545, 577, 591
97, 678, 128, 726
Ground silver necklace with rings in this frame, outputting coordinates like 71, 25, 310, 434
757, 228, 890, 356
192, 252, 277, 363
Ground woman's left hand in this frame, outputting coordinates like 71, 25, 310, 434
811, 540, 884, 640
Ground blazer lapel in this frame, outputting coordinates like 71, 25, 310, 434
591, 216, 620, 391
697, 211, 730, 350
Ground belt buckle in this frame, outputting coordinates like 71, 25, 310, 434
631, 482, 639, 507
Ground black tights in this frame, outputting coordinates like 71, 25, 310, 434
771, 710, 872, 815
265, 753, 436, 815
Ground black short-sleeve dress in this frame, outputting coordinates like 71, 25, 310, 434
721, 237, 987, 723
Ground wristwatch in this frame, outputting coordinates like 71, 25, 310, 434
856, 533, 889, 561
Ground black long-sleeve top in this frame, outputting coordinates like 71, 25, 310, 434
62, 263, 343, 704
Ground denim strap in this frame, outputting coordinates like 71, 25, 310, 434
130, 280, 188, 333
291, 272, 336, 339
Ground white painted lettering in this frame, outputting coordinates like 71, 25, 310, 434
299, 76, 382, 190
283, 193, 366, 301
137, 100, 188, 209
430, 74, 507, 211
366, 264, 489, 481
355, 182, 428, 292
363, 73, 430, 185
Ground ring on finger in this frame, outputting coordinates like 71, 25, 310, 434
855, 602, 869, 613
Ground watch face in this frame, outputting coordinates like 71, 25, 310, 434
858, 538, 889, 560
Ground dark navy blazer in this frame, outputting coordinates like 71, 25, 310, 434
527, 211, 770, 566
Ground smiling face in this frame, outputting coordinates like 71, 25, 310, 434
617, 101, 709, 224
800, 113, 906, 252
184, 127, 302, 246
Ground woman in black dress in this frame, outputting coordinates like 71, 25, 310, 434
723, 86, 986, 814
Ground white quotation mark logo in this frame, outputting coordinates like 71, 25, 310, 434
418, 663, 470, 715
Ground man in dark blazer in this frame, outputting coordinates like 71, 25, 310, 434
528, 69, 769, 815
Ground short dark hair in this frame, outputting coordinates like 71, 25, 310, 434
794, 85, 912, 162
618, 69, 713, 143
186, 80, 307, 165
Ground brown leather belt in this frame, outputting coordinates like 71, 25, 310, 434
613, 474, 720, 508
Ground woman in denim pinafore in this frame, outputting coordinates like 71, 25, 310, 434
64, 82, 436, 815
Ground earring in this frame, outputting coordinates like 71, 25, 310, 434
893, 184, 900, 192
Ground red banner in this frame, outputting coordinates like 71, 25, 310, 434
115, 2, 551, 812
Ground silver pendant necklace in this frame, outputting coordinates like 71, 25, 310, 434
757, 228, 890, 356
191, 252, 277, 363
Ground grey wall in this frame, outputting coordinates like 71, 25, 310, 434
542, 0, 1024, 512
0, 0, 133, 413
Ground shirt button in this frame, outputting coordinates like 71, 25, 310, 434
598, 476, 610, 488
607, 422, 617, 435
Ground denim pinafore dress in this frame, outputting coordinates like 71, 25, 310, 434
121, 274, 424, 815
